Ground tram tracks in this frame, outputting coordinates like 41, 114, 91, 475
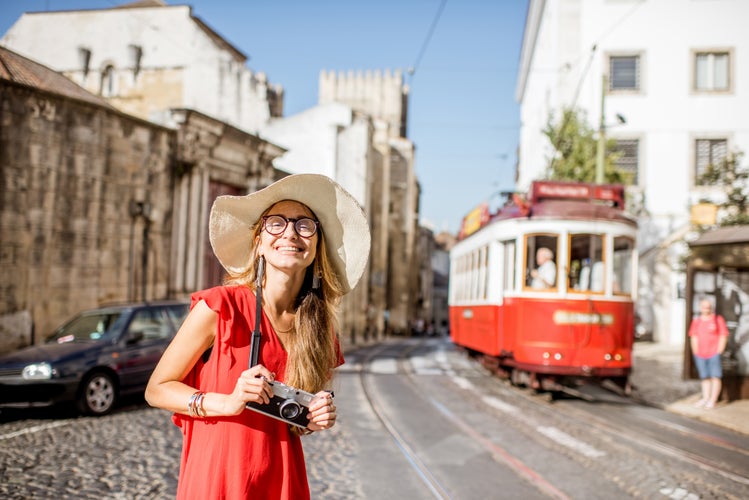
350, 337, 749, 499
460, 352, 749, 496
353, 338, 568, 500
545, 397, 749, 487
355, 340, 452, 499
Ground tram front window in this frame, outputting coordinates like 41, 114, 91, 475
569, 234, 604, 292
526, 235, 558, 290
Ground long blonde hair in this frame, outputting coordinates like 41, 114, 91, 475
224, 203, 345, 395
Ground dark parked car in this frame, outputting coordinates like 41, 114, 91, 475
0, 300, 189, 416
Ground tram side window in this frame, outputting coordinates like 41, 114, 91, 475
569, 234, 604, 292
503, 241, 516, 291
613, 236, 634, 295
480, 245, 489, 299
459, 254, 468, 301
453, 246, 491, 302
526, 235, 558, 290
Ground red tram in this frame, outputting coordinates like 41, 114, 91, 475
448, 180, 638, 393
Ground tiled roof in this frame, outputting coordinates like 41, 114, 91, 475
690, 225, 749, 246
0, 45, 115, 109
113, 0, 168, 8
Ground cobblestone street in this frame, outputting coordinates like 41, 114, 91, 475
0, 401, 361, 499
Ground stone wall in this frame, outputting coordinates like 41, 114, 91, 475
0, 83, 174, 352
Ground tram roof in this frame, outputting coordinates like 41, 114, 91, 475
458, 180, 637, 240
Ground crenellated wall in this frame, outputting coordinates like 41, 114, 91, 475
319, 69, 409, 139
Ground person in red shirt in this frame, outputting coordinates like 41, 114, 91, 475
688, 298, 729, 409
146, 174, 370, 499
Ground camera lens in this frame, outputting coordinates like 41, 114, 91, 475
279, 400, 301, 419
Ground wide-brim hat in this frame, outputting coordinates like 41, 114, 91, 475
209, 173, 371, 293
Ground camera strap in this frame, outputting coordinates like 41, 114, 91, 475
248, 256, 264, 368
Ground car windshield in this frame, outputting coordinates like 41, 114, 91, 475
46, 311, 127, 343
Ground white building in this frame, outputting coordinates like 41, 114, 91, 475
1, 0, 282, 133
261, 102, 372, 209
516, 0, 749, 345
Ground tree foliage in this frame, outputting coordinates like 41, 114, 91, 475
543, 108, 626, 184
698, 151, 749, 226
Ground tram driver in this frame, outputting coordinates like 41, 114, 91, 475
530, 247, 557, 289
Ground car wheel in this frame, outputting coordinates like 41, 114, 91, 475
77, 372, 117, 416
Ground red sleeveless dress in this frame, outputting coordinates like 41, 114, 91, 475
173, 285, 310, 499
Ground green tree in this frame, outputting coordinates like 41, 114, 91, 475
543, 108, 626, 184
698, 151, 749, 226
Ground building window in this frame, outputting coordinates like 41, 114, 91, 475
100, 65, 115, 97
609, 55, 639, 91
695, 138, 728, 185
78, 47, 91, 78
694, 51, 730, 92
129, 44, 143, 81
610, 139, 639, 185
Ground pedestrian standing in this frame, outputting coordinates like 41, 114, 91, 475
145, 174, 370, 499
688, 298, 729, 409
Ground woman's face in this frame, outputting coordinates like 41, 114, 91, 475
258, 200, 318, 274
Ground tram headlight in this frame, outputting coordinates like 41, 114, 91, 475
542, 352, 551, 359
614, 353, 623, 361
553, 353, 563, 361
604, 353, 613, 361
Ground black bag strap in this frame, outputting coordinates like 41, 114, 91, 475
248, 256, 264, 368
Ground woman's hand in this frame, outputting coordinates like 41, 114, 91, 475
223, 364, 276, 416
306, 391, 337, 431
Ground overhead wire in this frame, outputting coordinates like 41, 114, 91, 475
407, 0, 448, 84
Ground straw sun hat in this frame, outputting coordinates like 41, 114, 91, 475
209, 174, 371, 293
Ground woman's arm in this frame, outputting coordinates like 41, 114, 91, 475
717, 315, 729, 355
145, 300, 274, 417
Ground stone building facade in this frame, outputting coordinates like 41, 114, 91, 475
0, 47, 174, 351
0, 46, 282, 354
168, 108, 284, 297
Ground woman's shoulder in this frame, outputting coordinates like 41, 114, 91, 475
193, 284, 251, 298
191, 285, 254, 310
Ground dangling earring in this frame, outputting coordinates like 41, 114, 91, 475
312, 263, 321, 290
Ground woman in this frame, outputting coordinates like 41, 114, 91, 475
688, 298, 729, 409
145, 174, 370, 499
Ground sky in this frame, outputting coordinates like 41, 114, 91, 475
0, 0, 529, 234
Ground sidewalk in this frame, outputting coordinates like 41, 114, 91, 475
631, 341, 749, 436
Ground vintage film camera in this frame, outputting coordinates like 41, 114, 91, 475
245, 381, 316, 428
